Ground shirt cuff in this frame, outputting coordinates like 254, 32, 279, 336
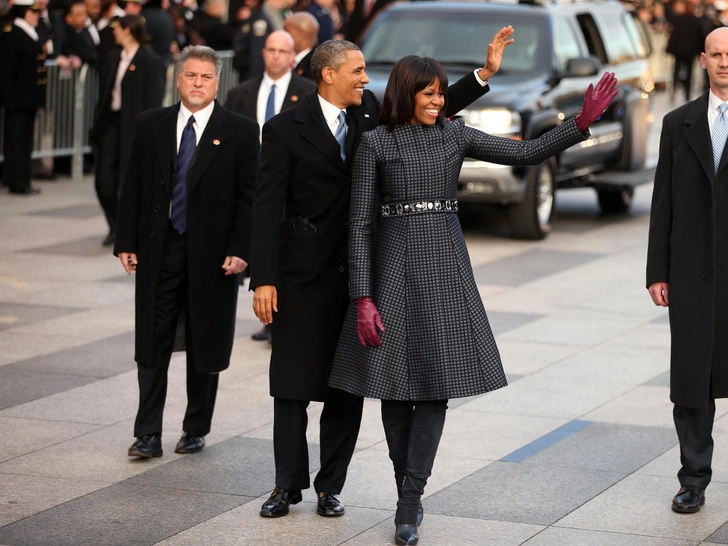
473, 69, 488, 87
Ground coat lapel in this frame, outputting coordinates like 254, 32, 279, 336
344, 112, 358, 170
296, 92, 347, 173
189, 101, 227, 195
153, 103, 179, 198
685, 93, 715, 183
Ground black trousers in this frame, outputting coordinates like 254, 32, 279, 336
672, 55, 695, 102
3, 107, 37, 192
94, 112, 121, 233
674, 400, 716, 490
273, 388, 364, 493
134, 226, 219, 438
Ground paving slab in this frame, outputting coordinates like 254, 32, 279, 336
522, 527, 696, 545
0, 416, 102, 463
472, 249, 604, 286
0, 302, 83, 330
26, 203, 103, 218
638, 432, 728, 484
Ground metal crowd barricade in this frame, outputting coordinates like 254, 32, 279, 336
0, 50, 238, 181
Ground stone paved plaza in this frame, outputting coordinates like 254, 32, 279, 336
3, 92, 728, 545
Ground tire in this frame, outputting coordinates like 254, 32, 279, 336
597, 187, 634, 214
508, 158, 555, 240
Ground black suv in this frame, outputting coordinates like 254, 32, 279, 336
359, 0, 655, 239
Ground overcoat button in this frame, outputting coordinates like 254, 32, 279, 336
154, 206, 160, 213
150, 232, 155, 238
706, 236, 711, 242
702, 272, 708, 279
338, 265, 345, 272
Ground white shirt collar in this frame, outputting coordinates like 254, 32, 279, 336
709, 91, 727, 114
179, 100, 216, 134
14, 18, 39, 41
317, 93, 345, 125
295, 48, 311, 66
262, 70, 292, 90
121, 44, 139, 62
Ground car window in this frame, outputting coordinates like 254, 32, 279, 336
361, 11, 550, 79
622, 11, 650, 59
553, 17, 583, 71
591, 9, 639, 64
575, 13, 608, 65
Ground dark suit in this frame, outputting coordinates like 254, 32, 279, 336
91, 46, 165, 235
223, 72, 316, 126
114, 102, 259, 437
250, 74, 489, 494
60, 23, 98, 66
3, 24, 47, 192
293, 48, 314, 81
647, 91, 728, 490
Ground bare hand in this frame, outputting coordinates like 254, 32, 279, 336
69, 55, 82, 70
253, 285, 278, 325
222, 255, 248, 276
119, 252, 138, 274
478, 26, 515, 81
56, 55, 70, 68
648, 282, 669, 307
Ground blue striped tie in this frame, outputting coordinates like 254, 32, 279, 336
265, 83, 276, 122
335, 110, 346, 161
714, 103, 728, 174
171, 115, 196, 234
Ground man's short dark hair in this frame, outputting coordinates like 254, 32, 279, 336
379, 55, 449, 132
310, 39, 360, 84
64, 0, 84, 17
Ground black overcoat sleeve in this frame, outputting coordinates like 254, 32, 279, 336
114, 115, 144, 255
445, 71, 489, 117
227, 116, 260, 262
646, 122, 673, 287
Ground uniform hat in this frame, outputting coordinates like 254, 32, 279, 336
13, 0, 40, 8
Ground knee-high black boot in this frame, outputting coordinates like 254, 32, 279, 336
395, 400, 447, 545
381, 401, 413, 517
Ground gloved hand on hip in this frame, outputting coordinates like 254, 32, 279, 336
575, 72, 619, 132
355, 297, 385, 347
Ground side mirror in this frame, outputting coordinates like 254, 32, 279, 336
563, 56, 600, 78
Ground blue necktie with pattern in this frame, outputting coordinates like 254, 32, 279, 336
265, 83, 276, 122
171, 115, 196, 234
714, 103, 728, 174
335, 110, 346, 162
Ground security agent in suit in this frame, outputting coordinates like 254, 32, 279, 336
114, 45, 259, 458
61, 0, 98, 66
224, 30, 315, 139
90, 15, 165, 247
3, 0, 47, 195
283, 11, 317, 81
648, 27, 728, 514
250, 34, 510, 518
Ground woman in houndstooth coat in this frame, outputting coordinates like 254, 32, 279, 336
328, 55, 618, 545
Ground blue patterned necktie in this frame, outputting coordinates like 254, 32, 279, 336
265, 83, 276, 122
171, 115, 196, 234
335, 110, 346, 162
714, 103, 728, 174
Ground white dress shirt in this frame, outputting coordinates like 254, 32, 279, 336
256, 70, 292, 140
317, 94, 346, 138
177, 100, 215, 152
111, 45, 139, 112
708, 91, 728, 136
85, 18, 100, 45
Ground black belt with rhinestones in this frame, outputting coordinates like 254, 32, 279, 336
381, 199, 458, 217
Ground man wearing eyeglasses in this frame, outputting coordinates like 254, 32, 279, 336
115, 45, 259, 459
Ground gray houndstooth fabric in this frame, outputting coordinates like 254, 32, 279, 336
329, 117, 587, 401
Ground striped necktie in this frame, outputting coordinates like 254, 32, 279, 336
335, 110, 346, 162
714, 103, 728, 174
171, 115, 196, 234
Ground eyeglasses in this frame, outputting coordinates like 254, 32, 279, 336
263, 48, 293, 55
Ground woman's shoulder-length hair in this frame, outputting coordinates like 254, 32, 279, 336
379, 55, 449, 132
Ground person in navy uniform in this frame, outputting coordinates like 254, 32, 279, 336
3, 0, 47, 195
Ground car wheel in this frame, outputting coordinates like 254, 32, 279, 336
597, 187, 634, 214
508, 158, 555, 240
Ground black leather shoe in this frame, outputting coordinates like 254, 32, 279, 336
252, 325, 271, 341
260, 487, 302, 518
128, 435, 162, 458
9, 186, 41, 195
175, 433, 205, 454
317, 492, 345, 517
395, 523, 419, 545
102, 233, 116, 247
672, 485, 705, 513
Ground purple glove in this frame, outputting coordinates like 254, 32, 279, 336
355, 297, 385, 347
575, 72, 619, 132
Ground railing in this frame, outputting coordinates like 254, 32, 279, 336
0, 50, 239, 180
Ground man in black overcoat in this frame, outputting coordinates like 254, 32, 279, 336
114, 45, 259, 458
647, 27, 728, 514
250, 34, 512, 518
3, 0, 47, 195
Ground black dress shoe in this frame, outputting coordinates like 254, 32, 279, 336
672, 485, 705, 513
128, 434, 162, 458
395, 523, 419, 545
175, 433, 205, 454
317, 492, 345, 517
9, 186, 41, 195
260, 487, 302, 518
102, 233, 116, 247
251, 325, 271, 341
